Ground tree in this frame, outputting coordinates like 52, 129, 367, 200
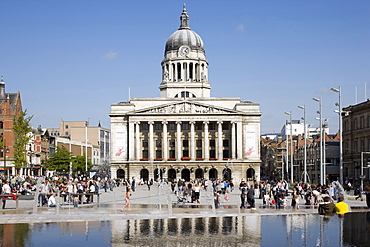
44, 146, 71, 172
12, 110, 33, 170
72, 154, 92, 173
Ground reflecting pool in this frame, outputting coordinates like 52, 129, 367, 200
1, 212, 369, 246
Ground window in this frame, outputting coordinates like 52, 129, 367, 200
209, 123, 216, 130
169, 123, 175, 130
65, 125, 69, 129
196, 140, 202, 148
142, 140, 148, 148
195, 123, 202, 130
223, 140, 229, 147
354, 119, 358, 130
142, 150, 148, 159
65, 132, 68, 136
222, 123, 229, 130
182, 150, 189, 157
196, 150, 202, 158
141, 123, 149, 131
182, 123, 189, 130
361, 140, 365, 152
354, 141, 358, 153
169, 140, 175, 147
156, 150, 162, 159
361, 117, 365, 129
183, 140, 189, 148
169, 150, 175, 158
209, 150, 216, 158
156, 140, 162, 147
223, 150, 230, 159
344, 121, 349, 132
155, 123, 162, 131
210, 140, 215, 147
0, 121, 3, 129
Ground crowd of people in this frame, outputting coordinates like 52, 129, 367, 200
0, 174, 126, 209
1, 174, 370, 214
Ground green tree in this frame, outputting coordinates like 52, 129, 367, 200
12, 110, 33, 170
72, 154, 92, 172
44, 146, 71, 171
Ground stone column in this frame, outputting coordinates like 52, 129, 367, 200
217, 120, 223, 160
176, 121, 182, 160
190, 121, 195, 160
135, 122, 140, 160
231, 121, 236, 160
148, 121, 154, 161
203, 121, 209, 160
128, 121, 135, 160
174, 63, 178, 81
162, 121, 168, 161
237, 121, 243, 160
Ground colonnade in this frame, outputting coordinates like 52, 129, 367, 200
162, 61, 208, 82
128, 120, 243, 161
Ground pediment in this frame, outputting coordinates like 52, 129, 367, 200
130, 101, 240, 115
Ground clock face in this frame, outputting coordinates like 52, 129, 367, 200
179, 46, 189, 56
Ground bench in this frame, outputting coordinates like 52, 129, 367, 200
0, 194, 35, 210
58, 193, 101, 206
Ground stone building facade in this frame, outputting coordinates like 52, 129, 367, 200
110, 6, 261, 182
343, 100, 370, 186
0, 76, 22, 176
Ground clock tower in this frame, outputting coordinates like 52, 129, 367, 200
159, 4, 211, 99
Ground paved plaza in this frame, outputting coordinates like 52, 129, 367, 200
0, 183, 368, 224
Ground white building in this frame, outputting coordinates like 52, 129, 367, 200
281, 120, 329, 140
110, 5, 261, 182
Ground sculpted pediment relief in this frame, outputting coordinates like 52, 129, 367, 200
133, 102, 238, 115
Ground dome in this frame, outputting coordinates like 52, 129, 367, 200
164, 4, 205, 54
165, 29, 204, 53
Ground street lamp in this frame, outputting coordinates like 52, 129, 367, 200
285, 111, 294, 183
1, 139, 9, 180
360, 152, 370, 189
331, 86, 343, 185
298, 105, 308, 183
313, 97, 324, 185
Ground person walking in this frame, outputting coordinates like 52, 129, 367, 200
355, 186, 363, 201
240, 183, 247, 209
121, 189, 132, 212
247, 186, 255, 209
1, 181, 11, 209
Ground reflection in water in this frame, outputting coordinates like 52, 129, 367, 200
0, 213, 369, 246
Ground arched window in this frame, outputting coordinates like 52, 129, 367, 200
195, 168, 204, 179
174, 91, 196, 98
140, 169, 149, 182
209, 168, 218, 180
117, 169, 125, 179
246, 168, 255, 181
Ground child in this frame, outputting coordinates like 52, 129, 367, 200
73, 196, 80, 208
224, 189, 230, 202
282, 196, 288, 209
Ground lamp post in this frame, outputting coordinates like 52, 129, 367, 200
360, 152, 370, 190
298, 105, 308, 183
331, 86, 343, 185
313, 97, 323, 185
285, 111, 294, 183
2, 139, 8, 180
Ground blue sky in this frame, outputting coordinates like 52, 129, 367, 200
1, 1, 369, 134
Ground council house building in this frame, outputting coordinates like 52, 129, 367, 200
109, 5, 261, 183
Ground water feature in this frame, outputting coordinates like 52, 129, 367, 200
32, 177, 45, 214
2, 212, 369, 246
332, 181, 351, 210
